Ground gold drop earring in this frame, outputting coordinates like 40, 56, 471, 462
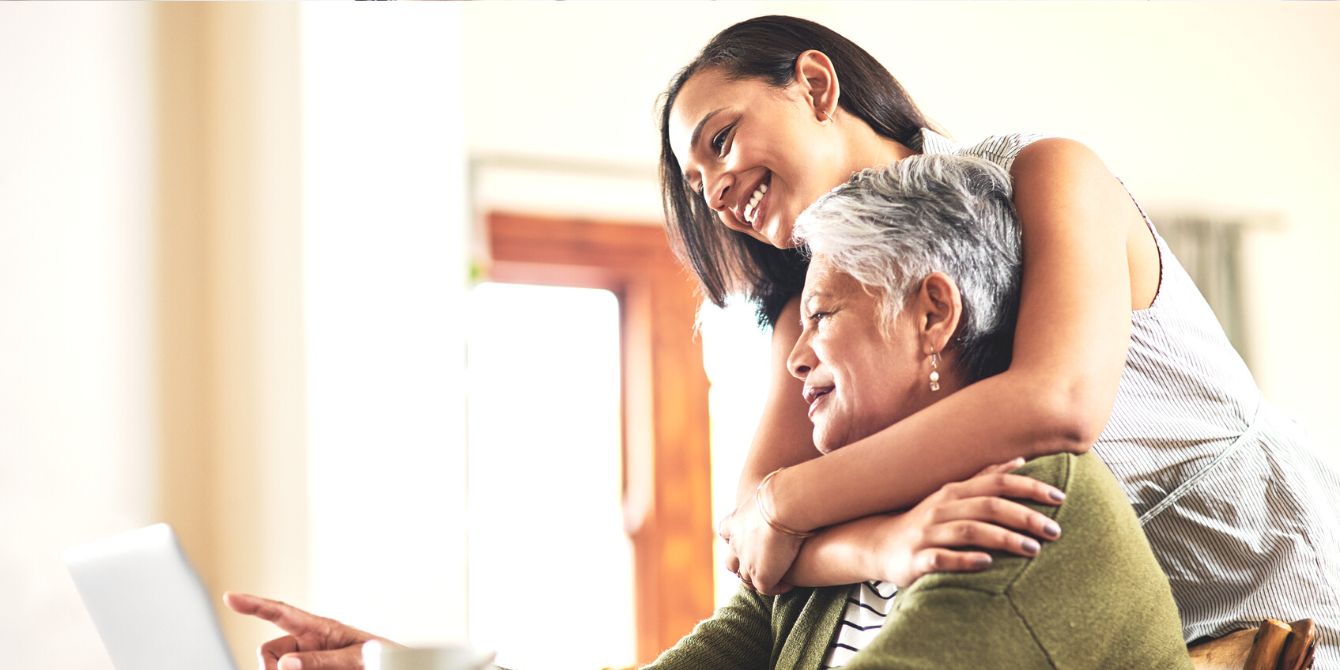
929, 352, 941, 392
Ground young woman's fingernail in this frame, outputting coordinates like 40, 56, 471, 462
973, 555, 993, 568
1048, 488, 1066, 502
280, 657, 302, 670
1022, 539, 1041, 555
1044, 521, 1061, 538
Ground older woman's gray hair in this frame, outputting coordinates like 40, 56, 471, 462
793, 154, 1022, 382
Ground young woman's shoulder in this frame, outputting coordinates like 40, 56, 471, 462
1007, 135, 1163, 311
948, 132, 1113, 185
1012, 137, 1112, 180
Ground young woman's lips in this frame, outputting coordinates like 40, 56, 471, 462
750, 175, 773, 232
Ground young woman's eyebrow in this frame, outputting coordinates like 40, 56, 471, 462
680, 107, 727, 183
691, 108, 726, 151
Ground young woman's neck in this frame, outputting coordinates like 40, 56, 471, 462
841, 116, 918, 171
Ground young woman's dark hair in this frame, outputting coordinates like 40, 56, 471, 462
658, 15, 934, 326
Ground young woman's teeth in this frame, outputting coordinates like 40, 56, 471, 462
743, 182, 768, 225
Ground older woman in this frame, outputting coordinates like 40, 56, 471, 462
645, 154, 1189, 668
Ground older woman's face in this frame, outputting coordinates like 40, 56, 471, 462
787, 256, 932, 453
668, 68, 850, 249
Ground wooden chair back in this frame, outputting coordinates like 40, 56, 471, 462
1188, 619, 1316, 670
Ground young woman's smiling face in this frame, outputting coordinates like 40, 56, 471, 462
786, 255, 934, 453
668, 67, 851, 249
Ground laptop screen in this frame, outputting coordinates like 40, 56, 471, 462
64, 523, 237, 670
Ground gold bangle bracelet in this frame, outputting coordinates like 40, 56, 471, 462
756, 468, 814, 539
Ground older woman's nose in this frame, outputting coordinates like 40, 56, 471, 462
788, 338, 816, 381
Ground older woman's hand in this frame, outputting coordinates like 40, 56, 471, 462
718, 489, 807, 596
864, 458, 1066, 588
224, 592, 399, 670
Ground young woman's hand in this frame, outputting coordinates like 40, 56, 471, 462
865, 458, 1066, 588
224, 592, 399, 670
717, 491, 806, 596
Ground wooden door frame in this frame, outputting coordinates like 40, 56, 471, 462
485, 212, 714, 663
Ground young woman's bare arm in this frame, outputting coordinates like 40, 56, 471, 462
727, 139, 1160, 593
783, 467, 1065, 589
732, 299, 819, 505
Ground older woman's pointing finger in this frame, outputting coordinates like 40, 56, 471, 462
224, 592, 399, 670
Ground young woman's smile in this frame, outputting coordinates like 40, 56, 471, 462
668, 68, 847, 248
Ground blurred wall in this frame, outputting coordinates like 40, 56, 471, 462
152, 4, 309, 662
1, 4, 307, 667
0, 5, 157, 669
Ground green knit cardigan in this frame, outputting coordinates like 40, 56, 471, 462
643, 452, 1192, 670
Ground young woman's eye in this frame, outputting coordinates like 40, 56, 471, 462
711, 124, 733, 156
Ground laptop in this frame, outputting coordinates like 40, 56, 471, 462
64, 523, 238, 670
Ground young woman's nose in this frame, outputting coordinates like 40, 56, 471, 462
703, 170, 734, 211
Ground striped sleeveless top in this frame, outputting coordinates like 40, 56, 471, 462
823, 129, 1340, 668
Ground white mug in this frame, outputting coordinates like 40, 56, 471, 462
362, 640, 496, 670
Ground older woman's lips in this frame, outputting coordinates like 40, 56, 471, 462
803, 386, 832, 418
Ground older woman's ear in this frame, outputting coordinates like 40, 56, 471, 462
916, 272, 963, 355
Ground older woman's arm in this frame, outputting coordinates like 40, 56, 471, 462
727, 139, 1154, 594
641, 587, 773, 670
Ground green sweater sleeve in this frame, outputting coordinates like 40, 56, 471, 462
641, 586, 774, 670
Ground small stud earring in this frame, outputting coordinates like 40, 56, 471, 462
929, 352, 941, 392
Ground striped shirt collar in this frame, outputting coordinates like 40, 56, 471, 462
917, 127, 959, 155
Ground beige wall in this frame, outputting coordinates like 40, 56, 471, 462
0, 5, 158, 668
1, 4, 306, 667
153, 4, 309, 662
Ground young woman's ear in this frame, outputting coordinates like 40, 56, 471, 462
916, 272, 963, 354
794, 50, 840, 122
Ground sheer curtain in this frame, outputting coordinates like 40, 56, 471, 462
1156, 215, 1268, 369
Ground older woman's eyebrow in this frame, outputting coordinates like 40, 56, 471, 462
680, 108, 726, 184
799, 289, 831, 318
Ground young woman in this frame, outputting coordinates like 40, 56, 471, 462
662, 13, 1340, 662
